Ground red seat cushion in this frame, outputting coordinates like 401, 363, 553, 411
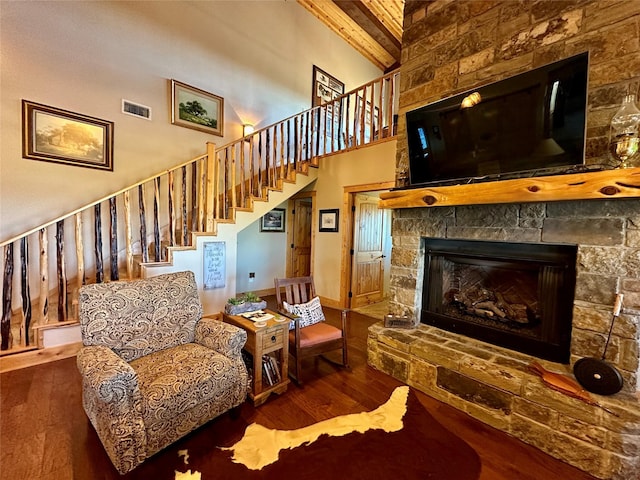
289, 322, 343, 347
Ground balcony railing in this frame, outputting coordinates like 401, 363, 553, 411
0, 69, 399, 355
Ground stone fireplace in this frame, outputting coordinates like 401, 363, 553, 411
367, 2, 640, 478
367, 201, 640, 479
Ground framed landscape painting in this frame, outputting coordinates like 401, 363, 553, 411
171, 79, 224, 136
260, 208, 285, 232
22, 100, 114, 171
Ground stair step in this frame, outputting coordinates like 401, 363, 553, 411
0, 345, 38, 357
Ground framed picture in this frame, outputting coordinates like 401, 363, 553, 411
312, 66, 345, 149
260, 208, 285, 232
203, 241, 226, 290
22, 100, 114, 171
319, 209, 339, 232
312, 66, 344, 107
171, 79, 224, 136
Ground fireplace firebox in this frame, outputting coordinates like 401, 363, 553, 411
422, 238, 577, 363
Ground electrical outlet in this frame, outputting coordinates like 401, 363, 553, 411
249, 272, 255, 283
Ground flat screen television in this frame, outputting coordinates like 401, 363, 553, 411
405, 52, 589, 188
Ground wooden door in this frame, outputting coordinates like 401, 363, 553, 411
290, 198, 312, 277
351, 194, 384, 307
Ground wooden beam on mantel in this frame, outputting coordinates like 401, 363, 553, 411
378, 167, 640, 209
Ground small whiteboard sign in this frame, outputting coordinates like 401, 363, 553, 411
203, 241, 226, 289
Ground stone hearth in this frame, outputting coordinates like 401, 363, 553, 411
368, 200, 640, 479
368, 322, 640, 479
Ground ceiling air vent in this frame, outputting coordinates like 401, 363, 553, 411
122, 99, 152, 120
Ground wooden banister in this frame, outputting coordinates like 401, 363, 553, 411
0, 69, 400, 355
0, 153, 209, 249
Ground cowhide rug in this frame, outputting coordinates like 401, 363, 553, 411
124, 387, 481, 480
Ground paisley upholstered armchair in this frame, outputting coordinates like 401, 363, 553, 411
76, 271, 249, 474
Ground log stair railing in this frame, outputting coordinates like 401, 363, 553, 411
0, 69, 400, 357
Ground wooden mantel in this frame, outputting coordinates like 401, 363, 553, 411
379, 167, 640, 209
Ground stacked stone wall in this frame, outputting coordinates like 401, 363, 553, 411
396, 0, 640, 177
389, 201, 640, 390
372, 2, 640, 477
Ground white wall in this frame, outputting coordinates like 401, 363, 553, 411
313, 140, 397, 303
236, 200, 289, 294
0, 0, 381, 241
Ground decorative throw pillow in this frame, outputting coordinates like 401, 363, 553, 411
283, 296, 326, 330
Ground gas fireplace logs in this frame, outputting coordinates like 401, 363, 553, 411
445, 287, 534, 325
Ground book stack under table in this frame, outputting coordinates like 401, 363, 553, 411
222, 310, 290, 406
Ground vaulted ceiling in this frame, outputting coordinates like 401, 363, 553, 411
297, 0, 405, 72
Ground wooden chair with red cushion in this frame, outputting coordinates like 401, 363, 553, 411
274, 276, 348, 384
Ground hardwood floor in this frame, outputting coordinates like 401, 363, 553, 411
0, 304, 597, 480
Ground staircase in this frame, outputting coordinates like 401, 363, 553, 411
0, 70, 400, 367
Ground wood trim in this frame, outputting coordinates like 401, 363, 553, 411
236, 287, 275, 298
31, 320, 79, 331
379, 167, 640, 209
318, 295, 341, 309
344, 181, 397, 194
340, 181, 395, 309
0, 341, 82, 373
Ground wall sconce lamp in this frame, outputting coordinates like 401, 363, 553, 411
243, 123, 254, 142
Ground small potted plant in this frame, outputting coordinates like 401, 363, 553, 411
243, 292, 266, 312
224, 292, 266, 315
224, 296, 246, 315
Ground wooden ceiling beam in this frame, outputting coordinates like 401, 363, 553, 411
297, 0, 396, 70
332, 0, 401, 61
362, 0, 404, 42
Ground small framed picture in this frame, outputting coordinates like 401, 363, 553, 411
319, 209, 339, 232
171, 79, 224, 136
260, 208, 285, 232
22, 100, 114, 171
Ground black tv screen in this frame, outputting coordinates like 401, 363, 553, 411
406, 52, 589, 187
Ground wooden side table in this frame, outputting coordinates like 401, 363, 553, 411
222, 310, 290, 406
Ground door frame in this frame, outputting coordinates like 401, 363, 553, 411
339, 181, 395, 308
286, 190, 316, 278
